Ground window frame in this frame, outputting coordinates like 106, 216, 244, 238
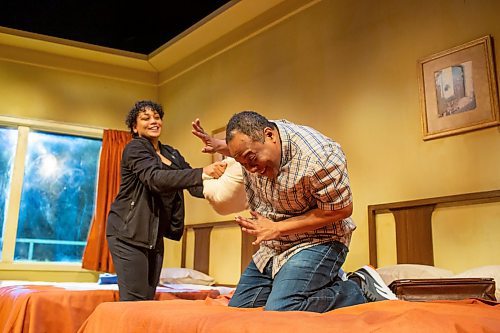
0, 115, 103, 272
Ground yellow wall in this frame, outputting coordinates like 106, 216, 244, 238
1, 0, 499, 284
0, 60, 157, 129
0, 44, 158, 282
158, 0, 500, 282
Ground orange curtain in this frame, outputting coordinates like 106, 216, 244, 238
82, 129, 132, 272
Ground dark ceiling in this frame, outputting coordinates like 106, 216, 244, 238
0, 0, 233, 55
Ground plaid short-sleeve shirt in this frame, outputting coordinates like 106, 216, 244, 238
244, 120, 356, 277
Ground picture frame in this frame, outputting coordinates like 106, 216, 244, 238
211, 127, 226, 163
418, 35, 500, 140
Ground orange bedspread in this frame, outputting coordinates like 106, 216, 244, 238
78, 297, 500, 333
0, 285, 218, 333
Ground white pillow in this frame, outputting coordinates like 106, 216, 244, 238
159, 268, 215, 286
454, 265, 500, 300
203, 157, 248, 215
376, 264, 454, 285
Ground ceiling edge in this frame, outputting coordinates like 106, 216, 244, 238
152, 0, 321, 84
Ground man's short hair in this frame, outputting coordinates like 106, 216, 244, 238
226, 111, 275, 143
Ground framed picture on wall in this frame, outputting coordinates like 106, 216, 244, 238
211, 127, 226, 163
418, 35, 500, 140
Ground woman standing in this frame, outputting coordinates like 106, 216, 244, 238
106, 100, 225, 301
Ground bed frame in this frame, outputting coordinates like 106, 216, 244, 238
181, 189, 500, 278
368, 189, 500, 267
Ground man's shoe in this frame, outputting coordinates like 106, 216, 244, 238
347, 265, 397, 302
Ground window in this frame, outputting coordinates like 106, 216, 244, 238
0, 116, 102, 266
16, 131, 101, 262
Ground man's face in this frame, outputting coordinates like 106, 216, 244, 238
228, 128, 281, 179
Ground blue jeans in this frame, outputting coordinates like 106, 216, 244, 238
228, 241, 366, 312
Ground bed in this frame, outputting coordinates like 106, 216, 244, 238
0, 222, 247, 333
0, 284, 221, 333
78, 297, 500, 333
77, 189, 500, 333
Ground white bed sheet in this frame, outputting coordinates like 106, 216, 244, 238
0, 280, 234, 294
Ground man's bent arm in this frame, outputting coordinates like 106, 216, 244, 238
236, 203, 353, 245
276, 203, 353, 236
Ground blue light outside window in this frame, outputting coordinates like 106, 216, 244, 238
14, 130, 101, 262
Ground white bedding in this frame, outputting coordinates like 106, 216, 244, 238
0, 280, 234, 295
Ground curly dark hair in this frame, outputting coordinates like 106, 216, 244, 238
125, 100, 164, 136
226, 111, 276, 143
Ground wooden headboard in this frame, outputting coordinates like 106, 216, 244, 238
181, 221, 258, 276
183, 190, 500, 274
368, 189, 500, 268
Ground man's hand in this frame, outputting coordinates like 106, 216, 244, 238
191, 118, 230, 156
202, 160, 227, 179
192, 118, 217, 154
235, 211, 280, 246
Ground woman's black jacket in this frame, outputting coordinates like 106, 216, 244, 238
106, 136, 204, 249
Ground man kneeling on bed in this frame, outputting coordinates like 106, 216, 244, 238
193, 111, 397, 312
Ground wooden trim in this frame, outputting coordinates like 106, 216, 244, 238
181, 231, 187, 269
368, 190, 500, 213
392, 205, 435, 266
240, 232, 259, 274
186, 221, 235, 229
193, 227, 213, 275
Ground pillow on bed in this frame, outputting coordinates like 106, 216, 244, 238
159, 268, 215, 286
376, 264, 454, 285
454, 265, 500, 300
